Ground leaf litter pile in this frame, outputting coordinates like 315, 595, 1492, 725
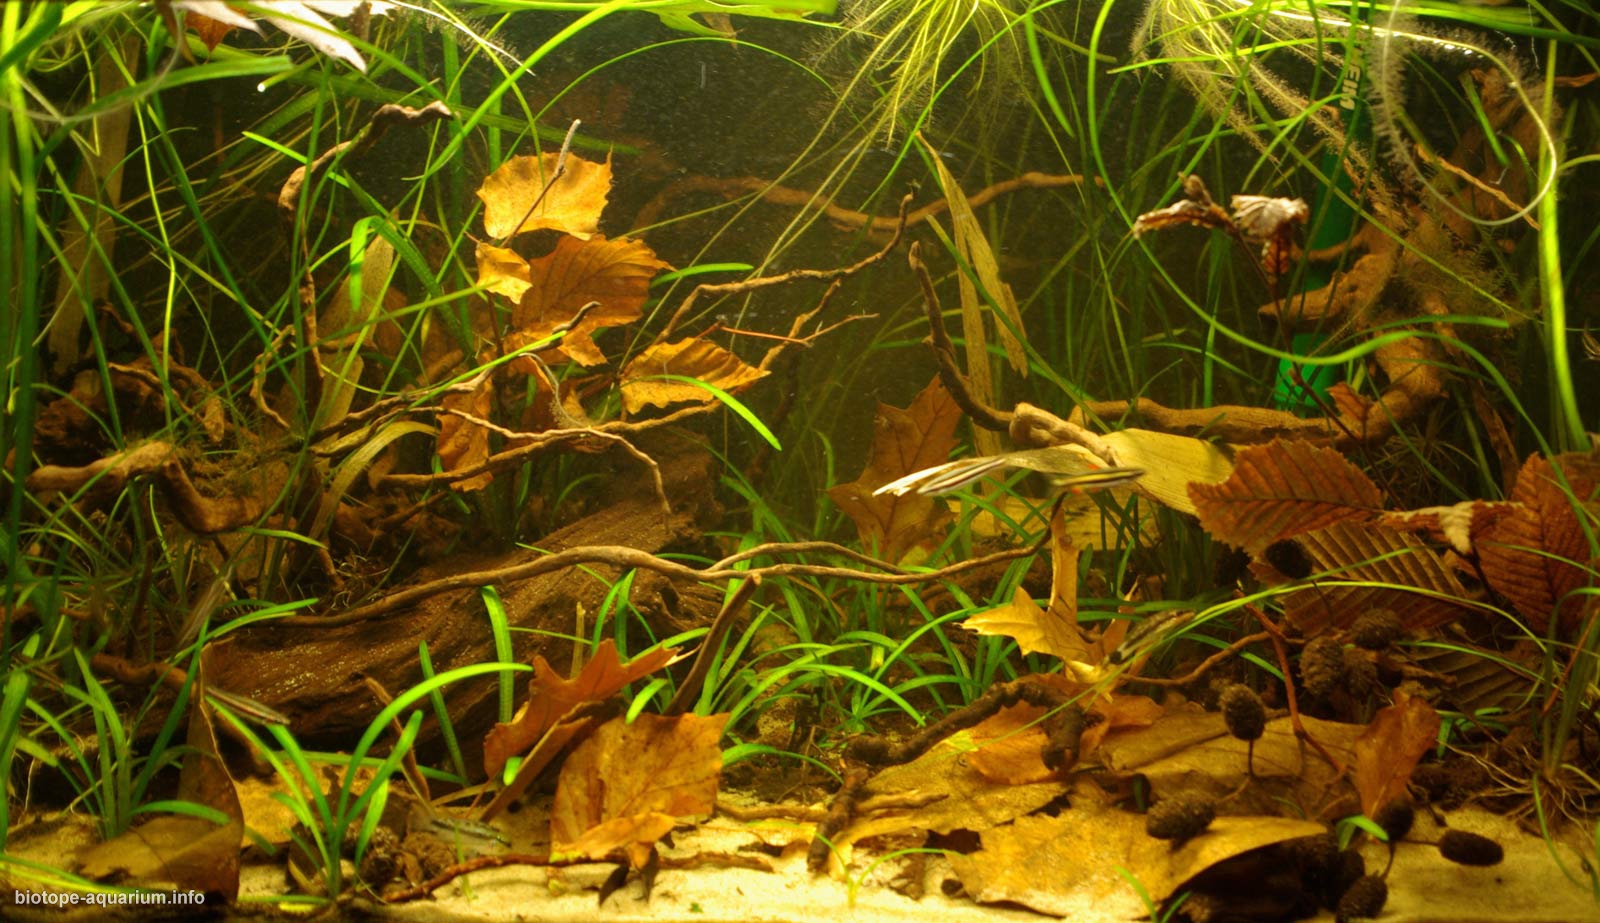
9, 46, 1600, 923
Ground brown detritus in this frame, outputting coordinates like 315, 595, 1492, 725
808, 766, 870, 873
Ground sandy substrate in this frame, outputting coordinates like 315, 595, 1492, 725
3, 804, 1596, 922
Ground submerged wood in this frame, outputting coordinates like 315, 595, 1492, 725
207, 446, 724, 772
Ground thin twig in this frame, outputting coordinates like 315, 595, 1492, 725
279, 534, 1045, 628
662, 194, 912, 338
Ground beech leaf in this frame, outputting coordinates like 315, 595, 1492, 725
619, 338, 769, 414
1274, 521, 1476, 636
478, 151, 612, 240
1475, 453, 1600, 633
503, 235, 670, 368
1189, 439, 1384, 555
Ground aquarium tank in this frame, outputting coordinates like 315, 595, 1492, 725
2, 1, 1598, 919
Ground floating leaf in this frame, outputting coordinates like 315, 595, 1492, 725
483, 638, 678, 779
826, 377, 963, 563
503, 235, 670, 368
619, 338, 769, 414
478, 151, 613, 240
550, 712, 729, 869
1353, 690, 1440, 816
1475, 453, 1600, 633
1189, 440, 1384, 555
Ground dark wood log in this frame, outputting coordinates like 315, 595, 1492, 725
208, 441, 724, 775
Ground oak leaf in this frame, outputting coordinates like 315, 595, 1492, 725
478, 151, 612, 240
619, 338, 769, 414
550, 712, 729, 869
1352, 690, 1440, 815
1189, 439, 1384, 555
503, 235, 671, 368
826, 377, 963, 562
482, 638, 677, 779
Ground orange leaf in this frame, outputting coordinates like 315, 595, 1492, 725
826, 377, 963, 562
504, 235, 671, 368
965, 588, 1094, 666
474, 242, 533, 303
436, 373, 494, 492
1189, 440, 1384, 555
482, 639, 677, 779
478, 151, 612, 240
550, 713, 730, 868
619, 338, 769, 414
1476, 453, 1600, 633
967, 702, 1056, 785
1352, 690, 1440, 815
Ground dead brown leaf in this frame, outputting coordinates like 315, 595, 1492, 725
618, 337, 769, 414
1476, 452, 1600, 633
826, 377, 964, 562
1378, 500, 1516, 556
474, 241, 533, 303
478, 151, 612, 240
502, 235, 671, 368
435, 372, 494, 492
1353, 690, 1440, 816
966, 689, 1164, 783
1096, 708, 1361, 818
965, 587, 1092, 669
1276, 521, 1477, 636
1189, 439, 1385, 555
949, 806, 1324, 918
838, 728, 1070, 865
550, 712, 729, 868
483, 638, 677, 779
76, 683, 242, 897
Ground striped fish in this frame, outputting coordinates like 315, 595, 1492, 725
875, 446, 1145, 498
